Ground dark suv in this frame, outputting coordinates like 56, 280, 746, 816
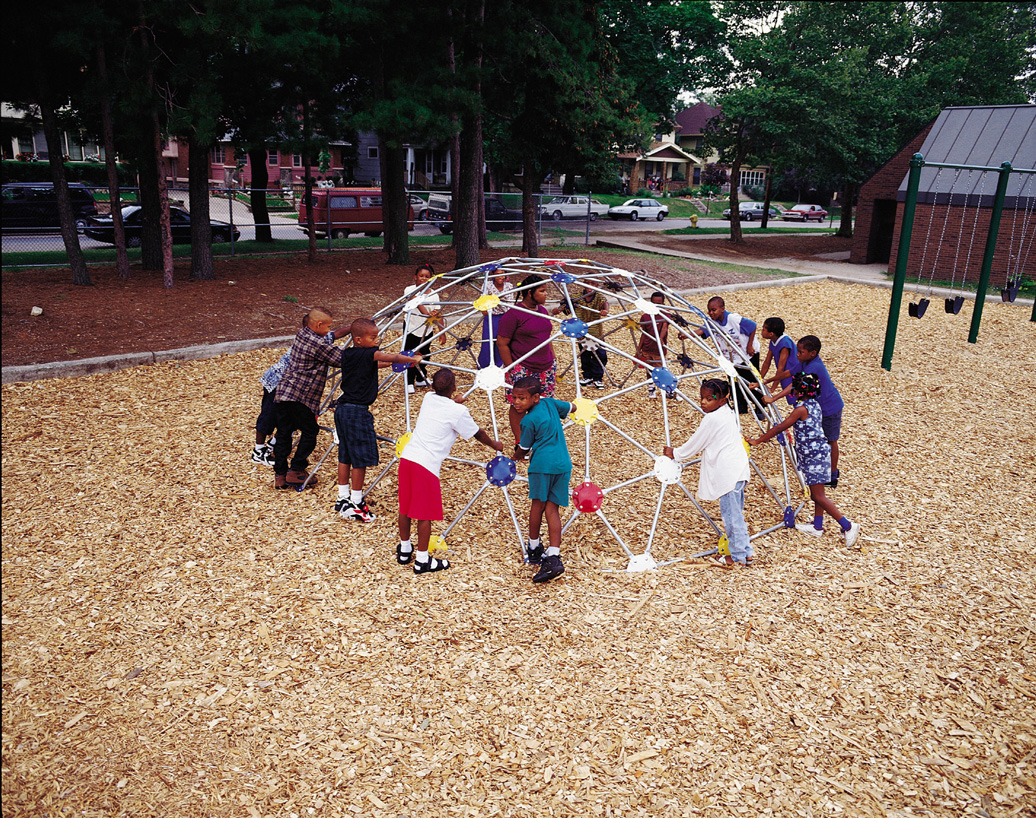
425, 193, 522, 234
1, 182, 98, 233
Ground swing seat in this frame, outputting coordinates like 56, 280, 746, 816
908, 298, 930, 318
1001, 284, 1020, 303
944, 296, 964, 314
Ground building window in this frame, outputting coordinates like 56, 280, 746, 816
368, 146, 379, 160
212, 146, 226, 164
293, 154, 302, 167
268, 150, 279, 166
740, 170, 765, 188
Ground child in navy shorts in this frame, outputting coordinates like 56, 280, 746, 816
397, 369, 503, 573
334, 318, 422, 522
511, 376, 576, 584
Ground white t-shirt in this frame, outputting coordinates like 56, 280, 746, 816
671, 404, 750, 501
401, 393, 480, 477
403, 284, 441, 338
710, 310, 754, 362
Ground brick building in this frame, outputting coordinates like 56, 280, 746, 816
851, 105, 1036, 287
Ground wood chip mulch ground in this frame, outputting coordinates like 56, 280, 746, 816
3, 275, 1035, 817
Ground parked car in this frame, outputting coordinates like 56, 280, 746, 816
781, 203, 828, 222
407, 193, 429, 220
424, 193, 523, 234
607, 198, 669, 221
1, 182, 98, 232
722, 201, 782, 221
298, 188, 413, 238
538, 195, 610, 221
83, 205, 240, 246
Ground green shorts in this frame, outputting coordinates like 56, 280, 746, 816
528, 470, 571, 506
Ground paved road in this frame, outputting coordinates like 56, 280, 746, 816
1, 207, 837, 255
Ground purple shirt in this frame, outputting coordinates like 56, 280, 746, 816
786, 354, 844, 416
498, 304, 555, 372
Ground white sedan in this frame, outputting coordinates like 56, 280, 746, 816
538, 196, 610, 221
607, 198, 669, 221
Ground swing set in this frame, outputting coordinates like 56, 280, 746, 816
883, 154, 1036, 371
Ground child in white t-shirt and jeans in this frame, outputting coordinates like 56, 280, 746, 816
663, 378, 753, 568
397, 369, 503, 573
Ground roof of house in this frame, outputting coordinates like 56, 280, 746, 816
674, 102, 721, 137
897, 105, 1035, 207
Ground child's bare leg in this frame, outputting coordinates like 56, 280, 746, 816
508, 405, 522, 444
830, 440, 840, 474
809, 484, 844, 523
398, 513, 411, 542
529, 499, 546, 541
544, 501, 562, 551
350, 467, 366, 492
415, 519, 432, 552
338, 463, 351, 487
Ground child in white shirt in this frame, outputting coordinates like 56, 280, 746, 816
397, 369, 503, 573
663, 378, 752, 567
402, 264, 442, 393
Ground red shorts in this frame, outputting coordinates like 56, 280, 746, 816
398, 459, 444, 521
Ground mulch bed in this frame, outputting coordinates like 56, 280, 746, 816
2, 236, 851, 368
3, 274, 1034, 817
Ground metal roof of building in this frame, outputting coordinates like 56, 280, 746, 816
898, 105, 1036, 208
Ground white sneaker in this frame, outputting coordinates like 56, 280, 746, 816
647, 386, 657, 398
406, 384, 415, 394
844, 521, 861, 548
795, 522, 824, 538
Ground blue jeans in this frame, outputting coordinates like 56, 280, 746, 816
718, 481, 751, 563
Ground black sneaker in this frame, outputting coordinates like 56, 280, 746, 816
827, 469, 840, 489
533, 555, 565, 583
593, 380, 605, 390
579, 377, 593, 387
413, 556, 450, 575
334, 498, 353, 517
525, 543, 544, 565
251, 446, 274, 466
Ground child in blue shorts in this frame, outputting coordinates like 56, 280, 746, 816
511, 376, 576, 584
334, 318, 422, 522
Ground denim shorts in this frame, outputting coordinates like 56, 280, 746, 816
822, 410, 842, 443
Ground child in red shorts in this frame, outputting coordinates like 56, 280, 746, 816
397, 369, 503, 574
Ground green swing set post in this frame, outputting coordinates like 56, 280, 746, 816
969, 161, 1012, 344
881, 153, 924, 372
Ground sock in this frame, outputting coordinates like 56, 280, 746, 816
813, 515, 824, 531
268, 435, 276, 447
350, 489, 363, 504
529, 537, 541, 549
415, 549, 429, 564
253, 444, 265, 452
337, 485, 349, 501
838, 517, 852, 532
832, 469, 840, 479
546, 546, 560, 558
399, 539, 413, 554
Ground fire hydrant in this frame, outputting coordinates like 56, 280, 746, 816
690, 213, 699, 228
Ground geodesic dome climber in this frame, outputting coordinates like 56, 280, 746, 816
317, 258, 809, 571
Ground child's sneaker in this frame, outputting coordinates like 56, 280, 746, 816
593, 380, 605, 390
844, 521, 861, 549
579, 377, 593, 387
406, 383, 416, 394
532, 554, 565, 583
826, 469, 840, 489
334, 498, 353, 517
286, 469, 317, 488
251, 445, 274, 466
525, 543, 544, 564
345, 501, 377, 522
413, 556, 450, 574
647, 385, 657, 398
414, 378, 430, 388
795, 522, 824, 538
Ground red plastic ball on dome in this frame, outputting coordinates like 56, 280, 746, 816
572, 481, 604, 513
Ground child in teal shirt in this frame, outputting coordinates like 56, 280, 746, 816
511, 376, 575, 583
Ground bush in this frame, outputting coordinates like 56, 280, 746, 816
634, 188, 655, 198
672, 187, 696, 198
743, 184, 766, 201
1, 159, 134, 187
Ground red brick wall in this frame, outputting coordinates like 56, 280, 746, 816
850, 124, 933, 265
888, 200, 1034, 286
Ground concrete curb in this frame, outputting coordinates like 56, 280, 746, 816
3, 335, 295, 385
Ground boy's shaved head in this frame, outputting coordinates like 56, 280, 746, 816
432, 368, 455, 395
307, 307, 332, 325
351, 317, 378, 336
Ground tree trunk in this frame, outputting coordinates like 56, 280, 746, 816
303, 101, 317, 263
837, 181, 854, 238
138, 123, 164, 271
189, 132, 214, 280
455, 118, 481, 269
154, 113, 174, 289
37, 82, 91, 286
761, 168, 774, 229
562, 170, 575, 195
248, 147, 273, 242
96, 44, 129, 278
521, 158, 543, 257
727, 152, 744, 245
379, 135, 410, 265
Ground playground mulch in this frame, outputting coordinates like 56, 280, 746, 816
1, 236, 850, 369
3, 276, 1034, 817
